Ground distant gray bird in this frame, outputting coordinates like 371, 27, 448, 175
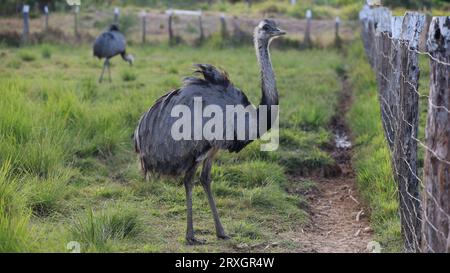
93, 24, 134, 83
134, 20, 285, 244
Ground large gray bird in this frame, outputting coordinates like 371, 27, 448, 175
93, 24, 134, 83
134, 19, 285, 244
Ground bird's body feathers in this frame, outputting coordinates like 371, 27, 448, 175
93, 30, 127, 59
134, 64, 254, 176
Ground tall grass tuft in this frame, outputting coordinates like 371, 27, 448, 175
70, 207, 141, 251
41, 45, 52, 59
216, 161, 287, 188
0, 162, 33, 252
24, 171, 71, 217
121, 70, 137, 82
17, 50, 36, 62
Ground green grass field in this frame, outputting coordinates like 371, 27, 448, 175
0, 43, 343, 252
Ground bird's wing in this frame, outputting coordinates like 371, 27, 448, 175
176, 82, 255, 153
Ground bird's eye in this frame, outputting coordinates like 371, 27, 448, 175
262, 25, 270, 31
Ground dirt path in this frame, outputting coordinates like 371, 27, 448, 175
282, 76, 373, 253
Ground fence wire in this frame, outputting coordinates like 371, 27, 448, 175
360, 6, 450, 253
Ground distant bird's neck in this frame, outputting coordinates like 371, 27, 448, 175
255, 38, 278, 108
121, 52, 133, 63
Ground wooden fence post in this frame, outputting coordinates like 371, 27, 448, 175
304, 9, 312, 46
423, 16, 450, 253
198, 11, 204, 42
366, 7, 377, 67
168, 10, 174, 45
389, 15, 404, 139
220, 13, 228, 40
396, 12, 426, 252
140, 10, 146, 44
114, 7, 120, 24
44, 6, 49, 32
74, 6, 80, 39
335, 16, 341, 48
22, 5, 30, 44
359, 5, 373, 64
373, 7, 394, 150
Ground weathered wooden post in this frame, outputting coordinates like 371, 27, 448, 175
220, 13, 228, 40
335, 16, 340, 39
304, 9, 312, 46
198, 11, 204, 42
373, 7, 394, 150
396, 12, 426, 253
389, 15, 404, 134
334, 16, 341, 48
366, 6, 377, 68
44, 6, 49, 32
168, 10, 174, 45
22, 5, 30, 44
423, 16, 450, 253
74, 6, 80, 38
140, 10, 146, 44
246, 0, 252, 8
359, 5, 372, 63
114, 7, 120, 24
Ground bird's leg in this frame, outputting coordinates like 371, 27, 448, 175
99, 59, 107, 83
200, 157, 230, 240
184, 165, 205, 245
107, 59, 112, 83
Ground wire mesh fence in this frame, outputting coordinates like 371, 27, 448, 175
0, 6, 356, 48
359, 5, 450, 253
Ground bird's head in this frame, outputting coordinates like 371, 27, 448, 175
254, 19, 286, 43
126, 54, 134, 66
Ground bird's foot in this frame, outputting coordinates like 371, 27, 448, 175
186, 236, 206, 245
217, 234, 231, 240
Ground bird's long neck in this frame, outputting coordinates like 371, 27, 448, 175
255, 38, 278, 135
256, 38, 278, 107
121, 52, 132, 62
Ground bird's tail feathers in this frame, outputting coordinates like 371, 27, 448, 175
184, 64, 230, 87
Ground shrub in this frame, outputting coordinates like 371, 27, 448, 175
41, 45, 52, 59
121, 70, 137, 82
18, 51, 36, 62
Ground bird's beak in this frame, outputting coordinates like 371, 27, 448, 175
273, 28, 287, 37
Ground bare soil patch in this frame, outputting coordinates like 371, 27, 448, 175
282, 76, 373, 253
